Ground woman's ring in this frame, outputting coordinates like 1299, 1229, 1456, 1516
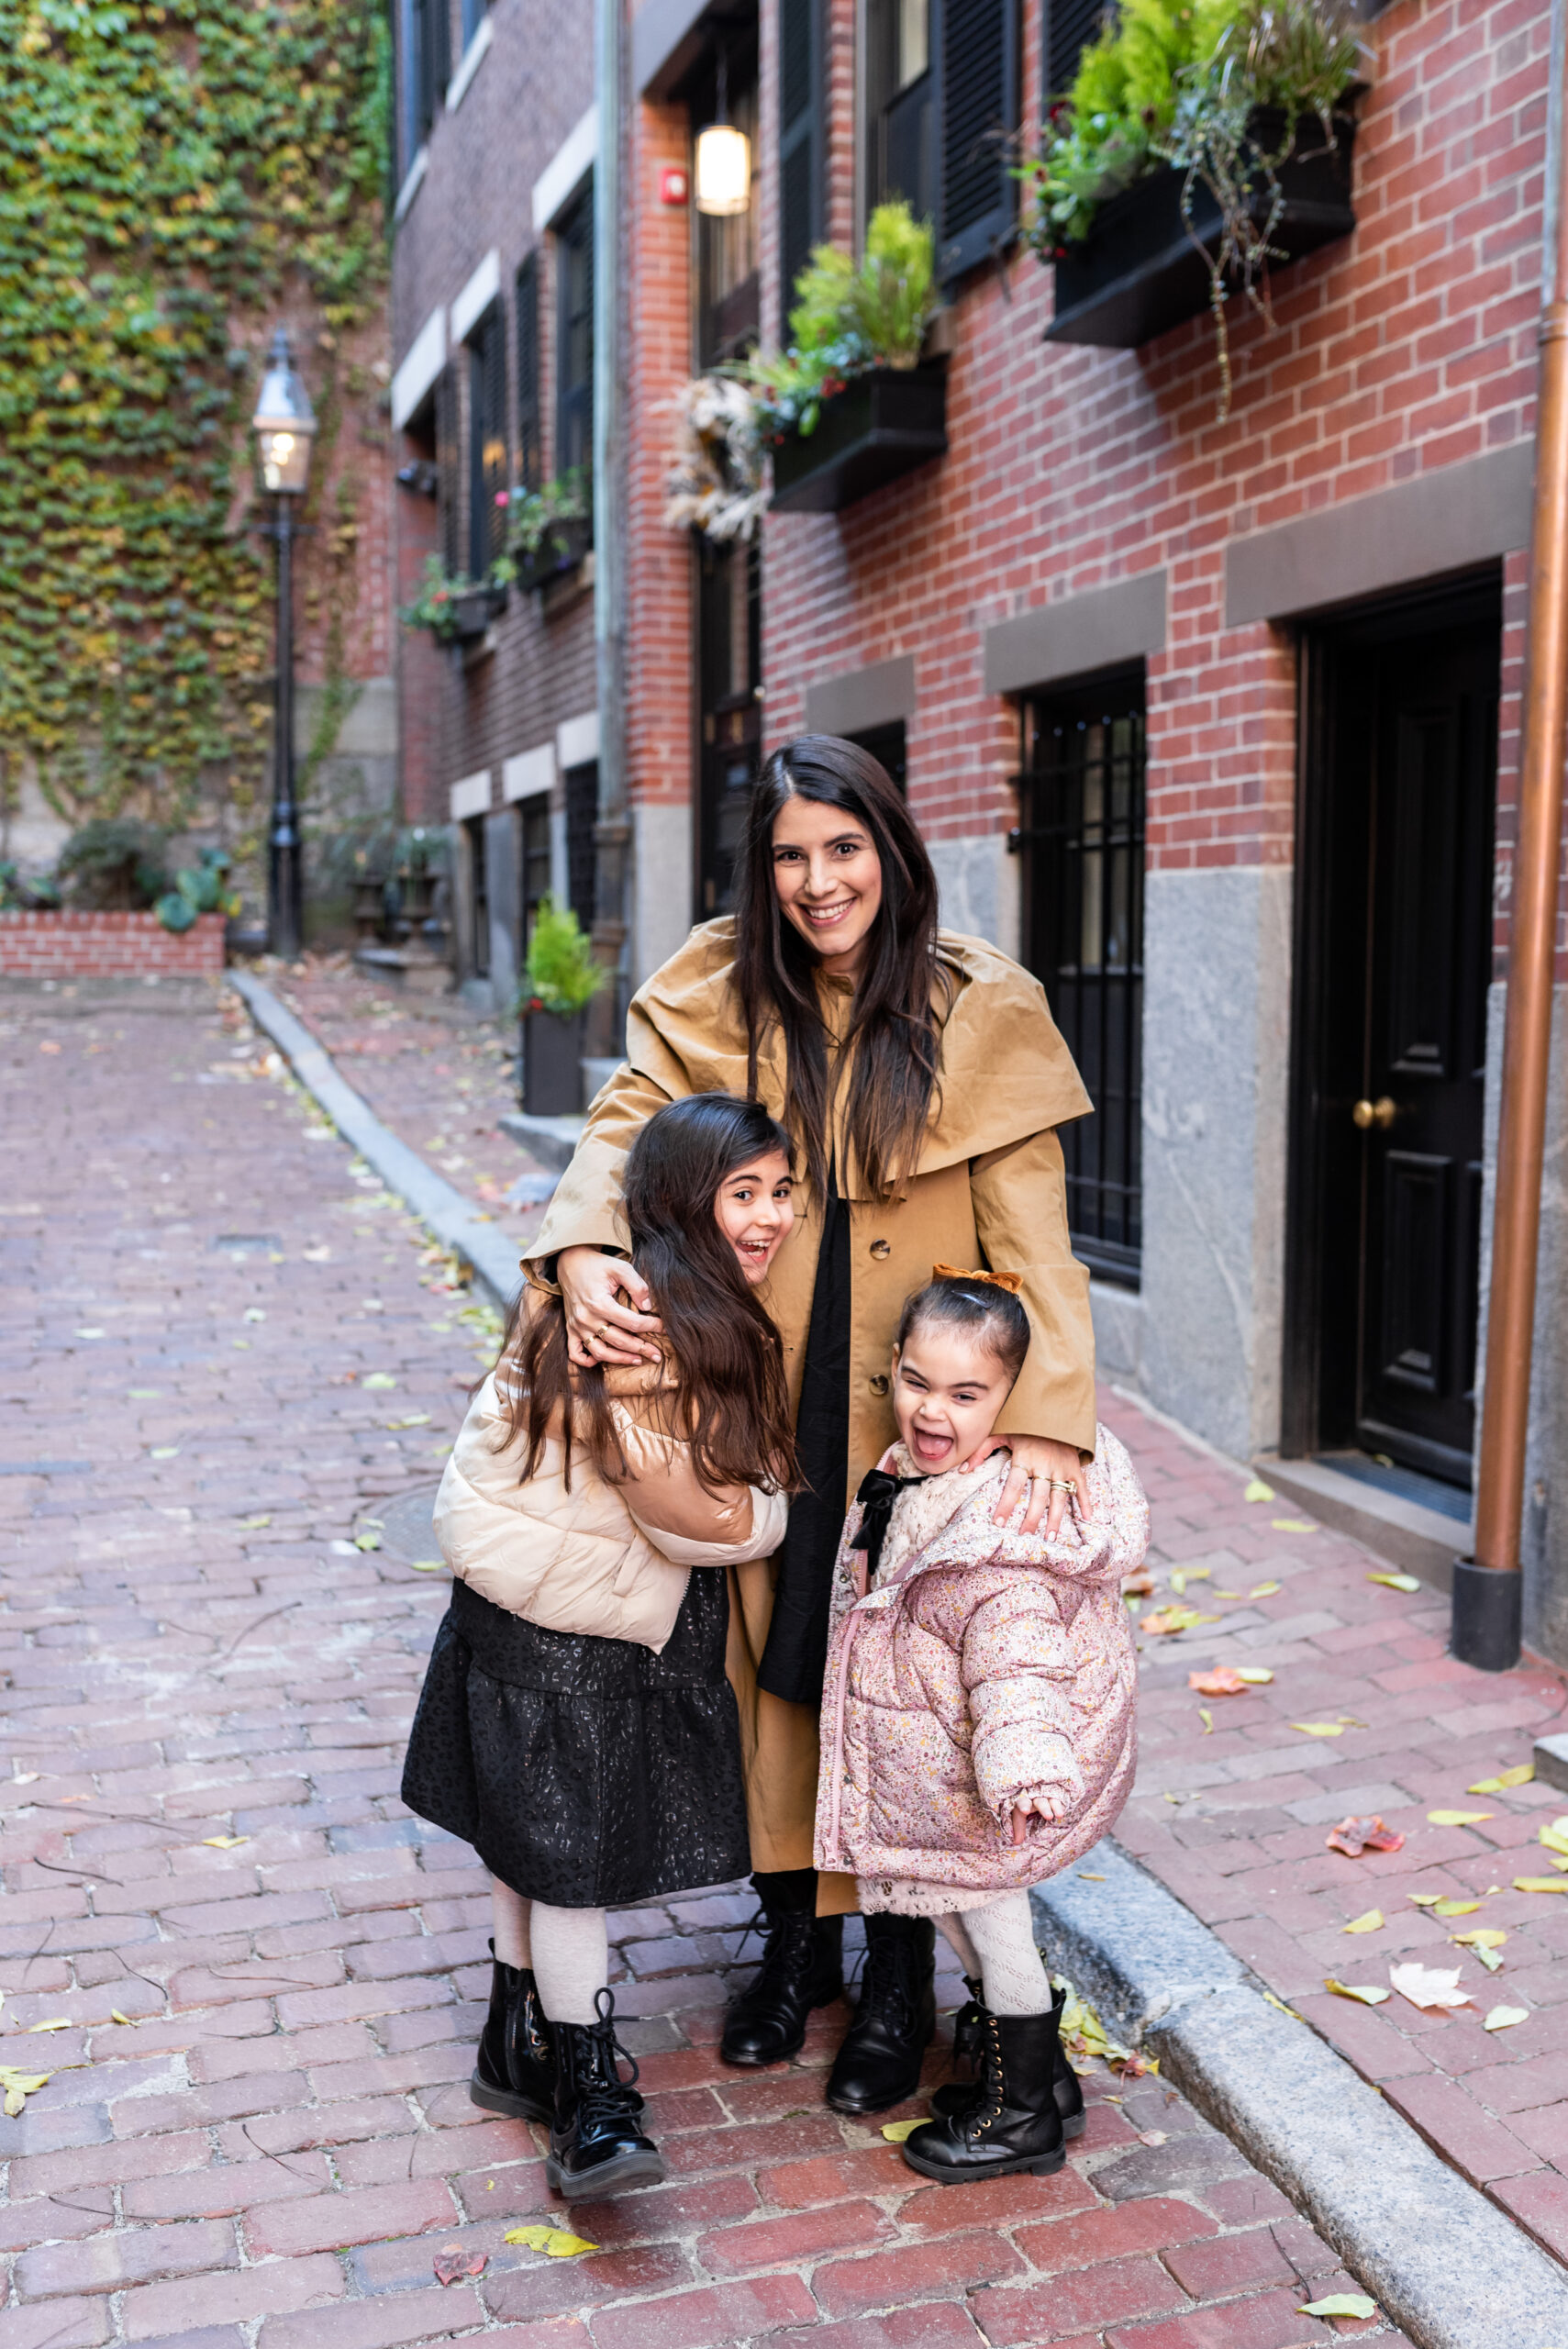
1047, 1477, 1076, 1492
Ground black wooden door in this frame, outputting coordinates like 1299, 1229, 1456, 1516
1289, 588, 1497, 1489
1355, 629, 1494, 1478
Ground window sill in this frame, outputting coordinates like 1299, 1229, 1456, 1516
446, 16, 492, 113
393, 146, 428, 227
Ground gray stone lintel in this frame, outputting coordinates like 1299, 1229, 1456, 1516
982, 571, 1166, 699
803, 653, 917, 740
633, 0, 715, 97
1225, 440, 1534, 628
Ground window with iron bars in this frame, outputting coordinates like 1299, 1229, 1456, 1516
1014, 672, 1145, 1286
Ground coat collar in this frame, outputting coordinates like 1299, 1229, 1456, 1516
624, 919, 1092, 1197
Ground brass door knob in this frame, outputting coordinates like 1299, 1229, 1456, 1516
1351, 1096, 1396, 1130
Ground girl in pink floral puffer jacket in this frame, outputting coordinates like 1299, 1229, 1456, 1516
813, 1269, 1147, 2188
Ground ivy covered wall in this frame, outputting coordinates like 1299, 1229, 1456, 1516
0, 0, 394, 860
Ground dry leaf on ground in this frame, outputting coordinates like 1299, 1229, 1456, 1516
1513, 1876, 1568, 1894
1428, 1809, 1492, 1826
1243, 1478, 1274, 1502
1483, 2006, 1529, 2032
1198, 1708, 1213, 1732
1140, 1607, 1203, 1636
1468, 1764, 1534, 1792
1292, 1722, 1346, 1738
1189, 1666, 1248, 1696
1431, 1898, 1480, 1917
1390, 1962, 1470, 2011
1342, 1909, 1384, 1933
1325, 1979, 1390, 2006
432, 2244, 487, 2284
1272, 1519, 1317, 1533
504, 2226, 598, 2256
881, 2118, 922, 2142
1236, 1666, 1273, 1684
1250, 1580, 1282, 1598
1537, 1818, 1568, 1857
1299, 2297, 1377, 2321
1327, 1817, 1405, 1857
1367, 1572, 1421, 1592
201, 1835, 247, 1850
1170, 1567, 1211, 1594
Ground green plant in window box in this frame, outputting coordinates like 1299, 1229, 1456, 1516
1021, 0, 1362, 415
495, 471, 592, 588
398, 553, 498, 642
743, 201, 939, 444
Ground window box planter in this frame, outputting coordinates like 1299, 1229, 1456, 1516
521, 1007, 584, 1116
1047, 111, 1357, 351
769, 363, 948, 516
449, 584, 508, 641
512, 518, 592, 594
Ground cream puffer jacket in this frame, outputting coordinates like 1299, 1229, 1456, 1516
435, 1371, 789, 1653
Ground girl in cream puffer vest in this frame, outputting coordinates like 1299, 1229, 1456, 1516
402, 1095, 802, 2201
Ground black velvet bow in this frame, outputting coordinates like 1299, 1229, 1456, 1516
850, 1467, 924, 1585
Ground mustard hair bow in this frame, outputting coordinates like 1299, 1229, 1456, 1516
930, 1262, 1024, 1296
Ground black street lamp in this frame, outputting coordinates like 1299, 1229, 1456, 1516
251, 328, 317, 960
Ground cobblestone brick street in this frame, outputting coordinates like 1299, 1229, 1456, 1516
0, 974, 1529, 2346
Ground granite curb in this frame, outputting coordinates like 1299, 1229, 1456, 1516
1033, 1840, 1568, 2349
226, 968, 524, 1314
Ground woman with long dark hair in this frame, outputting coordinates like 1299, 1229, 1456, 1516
527, 735, 1095, 2115
402, 1093, 800, 2196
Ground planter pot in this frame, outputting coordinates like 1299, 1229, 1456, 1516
770, 364, 949, 516
522, 1008, 584, 1116
1048, 111, 1357, 351
511, 518, 592, 593
447, 585, 507, 642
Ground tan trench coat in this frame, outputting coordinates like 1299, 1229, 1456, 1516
524, 918, 1096, 1900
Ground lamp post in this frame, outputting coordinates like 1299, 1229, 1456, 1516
250, 328, 317, 961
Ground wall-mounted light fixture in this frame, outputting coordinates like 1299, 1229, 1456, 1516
694, 52, 750, 218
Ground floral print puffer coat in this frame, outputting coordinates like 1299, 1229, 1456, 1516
813, 1427, 1146, 1913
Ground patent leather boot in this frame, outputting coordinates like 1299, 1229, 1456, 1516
901, 2002, 1066, 2183
547, 1990, 665, 2197
470, 1943, 555, 2123
930, 1983, 1083, 2137
721, 1910, 844, 2067
825, 1914, 935, 2115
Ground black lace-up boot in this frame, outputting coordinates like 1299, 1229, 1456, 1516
546, 1989, 665, 2197
901, 2000, 1066, 2183
470, 1942, 555, 2123
720, 1910, 844, 2067
930, 1983, 1083, 2138
824, 1914, 935, 2115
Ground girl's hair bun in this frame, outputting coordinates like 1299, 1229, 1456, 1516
895, 1269, 1029, 1382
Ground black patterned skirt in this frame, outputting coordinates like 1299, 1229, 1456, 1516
400, 1569, 750, 1908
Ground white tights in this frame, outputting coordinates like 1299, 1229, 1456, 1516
934, 1890, 1051, 2017
490, 1877, 608, 2027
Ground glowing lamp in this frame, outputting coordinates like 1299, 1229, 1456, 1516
251, 328, 317, 495
694, 120, 751, 217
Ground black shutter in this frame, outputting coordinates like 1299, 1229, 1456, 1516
778, 0, 821, 315
556, 184, 594, 479
1046, 0, 1108, 99
468, 307, 507, 577
435, 365, 460, 574
932, 0, 1018, 283
515, 253, 541, 493
414, 0, 450, 140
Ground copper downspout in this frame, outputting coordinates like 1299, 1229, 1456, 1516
1457, 0, 1568, 1669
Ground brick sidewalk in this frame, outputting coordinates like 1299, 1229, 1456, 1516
1106, 1394, 1568, 2268
0, 981, 1456, 2346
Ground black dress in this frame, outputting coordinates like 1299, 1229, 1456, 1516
401, 1568, 750, 1908
757, 1170, 851, 1707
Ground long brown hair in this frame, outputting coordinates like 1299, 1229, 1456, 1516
732, 733, 947, 1202
501, 1093, 801, 1496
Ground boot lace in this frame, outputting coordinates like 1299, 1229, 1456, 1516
855, 1926, 918, 2040
732, 1907, 810, 1992
575, 1988, 644, 2132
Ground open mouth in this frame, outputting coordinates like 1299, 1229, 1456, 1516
911, 1428, 953, 1464
736, 1237, 774, 1268
802, 899, 856, 929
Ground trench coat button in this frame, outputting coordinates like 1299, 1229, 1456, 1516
869, 1373, 889, 1397
869, 1238, 891, 1260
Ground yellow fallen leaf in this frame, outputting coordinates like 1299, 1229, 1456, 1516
1250, 1581, 1281, 1598
1291, 1722, 1345, 1738
504, 2225, 599, 2256
1272, 1520, 1317, 1534
1196, 1709, 1212, 1733
1473, 1943, 1505, 1972
1538, 1819, 1568, 1857
1468, 1764, 1534, 1792
243, 1308, 266, 1323
202, 1835, 248, 1850
1407, 1893, 1443, 1907
880, 2118, 923, 2142
239, 1514, 272, 1529
1483, 2006, 1529, 2032
0, 2071, 50, 2115
1325, 1979, 1390, 2006
1243, 1478, 1274, 1503
408, 1559, 449, 1573
1235, 1667, 1273, 1684
361, 1373, 398, 1390
1451, 1928, 1507, 1948
1431, 1899, 1480, 1917
1262, 1992, 1303, 2021
110, 2009, 133, 2025
1367, 1571, 1421, 1592
1299, 2298, 1377, 2322
150, 1446, 179, 1460
385, 1413, 432, 1429
1170, 1567, 1212, 1595
28, 2019, 70, 2032
1077, 1872, 1106, 1881
1213, 1588, 1247, 1599
1429, 1810, 1492, 1826
1343, 1910, 1384, 1934
1140, 1606, 1203, 1636
352, 1531, 382, 1552
1514, 1876, 1568, 1894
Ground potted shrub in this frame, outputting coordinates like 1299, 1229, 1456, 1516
56, 817, 170, 909
514, 896, 606, 1117
1024, 0, 1362, 413
746, 202, 949, 515
398, 553, 506, 645
498, 472, 592, 593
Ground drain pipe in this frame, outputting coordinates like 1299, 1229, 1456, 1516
1456, 0, 1568, 1672
591, 0, 631, 1054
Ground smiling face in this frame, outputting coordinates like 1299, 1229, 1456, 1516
892, 1323, 1017, 1475
714, 1147, 795, 1285
770, 793, 884, 980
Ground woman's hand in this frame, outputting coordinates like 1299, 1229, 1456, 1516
556, 1245, 663, 1369
961, 1432, 1092, 1539
1009, 1787, 1074, 1844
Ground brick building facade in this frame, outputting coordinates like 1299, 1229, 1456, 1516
393, 0, 1568, 1660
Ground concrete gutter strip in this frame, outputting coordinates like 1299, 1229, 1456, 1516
228, 971, 523, 1315
1033, 1844, 1568, 2349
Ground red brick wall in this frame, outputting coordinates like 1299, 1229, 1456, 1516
754, 0, 1564, 962
0, 913, 227, 977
